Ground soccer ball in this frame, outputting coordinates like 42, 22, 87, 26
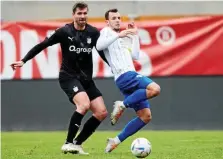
131, 138, 152, 158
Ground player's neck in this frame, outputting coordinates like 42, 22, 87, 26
73, 22, 86, 30
110, 27, 120, 33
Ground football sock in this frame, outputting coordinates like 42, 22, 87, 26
114, 136, 121, 145
117, 117, 146, 142
66, 111, 84, 143
75, 116, 101, 145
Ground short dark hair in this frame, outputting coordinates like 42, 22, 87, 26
72, 2, 88, 13
105, 8, 118, 20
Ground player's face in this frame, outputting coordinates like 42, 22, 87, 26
107, 12, 121, 31
73, 7, 88, 27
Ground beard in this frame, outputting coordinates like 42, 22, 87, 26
76, 19, 87, 27
113, 26, 120, 32
113, 24, 120, 32
114, 28, 120, 32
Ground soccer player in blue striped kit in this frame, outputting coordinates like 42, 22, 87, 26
96, 9, 161, 153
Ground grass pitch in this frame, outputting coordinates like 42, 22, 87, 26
2, 131, 223, 159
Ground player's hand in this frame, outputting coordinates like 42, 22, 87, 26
10, 61, 24, 71
127, 21, 136, 29
128, 22, 138, 33
118, 29, 136, 38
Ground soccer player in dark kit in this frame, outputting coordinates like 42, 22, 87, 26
10, 2, 108, 155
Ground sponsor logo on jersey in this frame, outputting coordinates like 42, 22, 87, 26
69, 45, 92, 54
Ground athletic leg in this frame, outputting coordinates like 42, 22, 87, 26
75, 97, 107, 145
73, 81, 108, 154
124, 76, 160, 107
111, 75, 159, 125
60, 79, 90, 154
106, 101, 152, 153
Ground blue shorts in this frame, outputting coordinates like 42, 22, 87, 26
115, 71, 153, 112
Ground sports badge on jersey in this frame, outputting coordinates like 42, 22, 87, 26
87, 37, 91, 44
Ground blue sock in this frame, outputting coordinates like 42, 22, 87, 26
118, 117, 146, 142
124, 89, 147, 107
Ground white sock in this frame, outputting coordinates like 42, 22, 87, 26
113, 136, 121, 145
121, 101, 126, 108
73, 140, 77, 144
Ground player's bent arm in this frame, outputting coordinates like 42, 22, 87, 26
21, 29, 62, 63
96, 29, 119, 51
131, 35, 140, 60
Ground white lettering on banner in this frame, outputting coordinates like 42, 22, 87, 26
156, 26, 176, 46
21, 30, 60, 79
45, 30, 60, 78
92, 47, 100, 77
47, 30, 55, 38
138, 28, 152, 45
136, 50, 153, 76
20, 30, 35, 79
0, 31, 16, 80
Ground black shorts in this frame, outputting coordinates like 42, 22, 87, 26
59, 78, 102, 104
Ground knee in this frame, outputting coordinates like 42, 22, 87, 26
139, 112, 152, 124
154, 84, 161, 96
101, 109, 108, 119
72, 92, 91, 114
94, 109, 108, 121
148, 83, 161, 97
75, 101, 91, 114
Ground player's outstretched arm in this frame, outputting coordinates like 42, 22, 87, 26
10, 29, 62, 71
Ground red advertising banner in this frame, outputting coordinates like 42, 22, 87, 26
1, 16, 223, 80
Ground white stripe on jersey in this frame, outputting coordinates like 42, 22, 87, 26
96, 27, 139, 80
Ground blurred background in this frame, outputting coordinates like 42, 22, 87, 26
1, 1, 223, 131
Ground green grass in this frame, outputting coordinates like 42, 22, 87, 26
2, 131, 223, 159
